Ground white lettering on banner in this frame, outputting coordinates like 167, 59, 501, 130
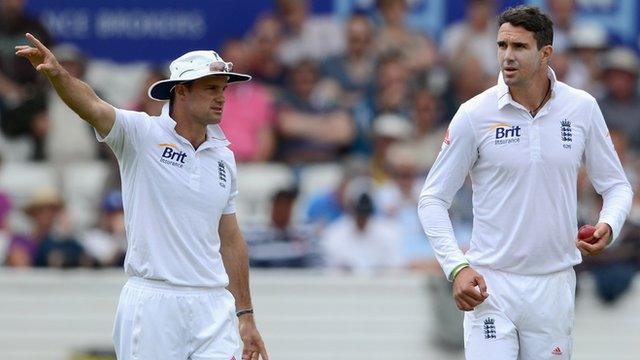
578, 0, 616, 11
40, 10, 90, 39
95, 9, 207, 39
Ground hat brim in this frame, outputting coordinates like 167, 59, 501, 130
148, 71, 251, 101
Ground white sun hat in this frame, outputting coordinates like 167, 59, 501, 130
148, 50, 251, 101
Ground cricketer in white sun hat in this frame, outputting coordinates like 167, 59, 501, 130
148, 50, 251, 101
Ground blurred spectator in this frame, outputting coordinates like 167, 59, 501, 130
582, 222, 640, 305
0, 87, 47, 161
275, 59, 355, 164
370, 113, 413, 184
547, 0, 578, 52
406, 88, 446, 170
19, 187, 89, 268
564, 22, 608, 96
305, 156, 370, 228
367, 52, 412, 119
0, 0, 52, 104
352, 51, 412, 155
577, 129, 639, 303
598, 47, 640, 151
45, 44, 100, 164
244, 188, 318, 268
275, 0, 345, 66
320, 179, 403, 273
441, 0, 498, 76
220, 39, 277, 162
0, 191, 31, 266
374, 143, 437, 271
81, 190, 126, 267
126, 68, 165, 116
443, 55, 493, 121
375, 0, 438, 74
322, 13, 376, 109
246, 15, 287, 87
0, 0, 52, 161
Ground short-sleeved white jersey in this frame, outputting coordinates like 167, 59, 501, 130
97, 104, 238, 287
418, 68, 633, 279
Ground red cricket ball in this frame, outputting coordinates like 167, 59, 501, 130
577, 225, 597, 241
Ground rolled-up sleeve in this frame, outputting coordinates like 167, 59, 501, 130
418, 105, 478, 280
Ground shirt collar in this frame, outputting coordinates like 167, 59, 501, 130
497, 66, 558, 110
159, 103, 230, 149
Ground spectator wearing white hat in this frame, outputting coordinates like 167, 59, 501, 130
598, 47, 640, 151
16, 33, 268, 360
563, 22, 609, 96
370, 112, 413, 183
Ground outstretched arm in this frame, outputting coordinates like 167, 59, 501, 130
219, 214, 269, 360
15, 33, 114, 137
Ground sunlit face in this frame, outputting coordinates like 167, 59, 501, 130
178, 75, 229, 125
497, 23, 551, 88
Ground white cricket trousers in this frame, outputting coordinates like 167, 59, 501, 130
113, 277, 241, 360
463, 266, 576, 360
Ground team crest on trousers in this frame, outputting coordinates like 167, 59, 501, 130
483, 317, 496, 339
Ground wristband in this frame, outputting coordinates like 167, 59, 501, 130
450, 262, 470, 281
236, 308, 254, 318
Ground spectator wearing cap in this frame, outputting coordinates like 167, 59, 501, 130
370, 113, 413, 183
21, 187, 89, 268
243, 188, 318, 268
81, 190, 126, 267
598, 47, 640, 151
320, 178, 403, 273
275, 59, 355, 164
219, 39, 277, 162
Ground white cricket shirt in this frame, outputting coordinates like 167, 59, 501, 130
97, 104, 237, 287
418, 68, 633, 280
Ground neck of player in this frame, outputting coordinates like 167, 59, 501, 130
510, 72, 551, 117
171, 108, 208, 149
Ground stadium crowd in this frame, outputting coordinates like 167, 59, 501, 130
0, 0, 639, 304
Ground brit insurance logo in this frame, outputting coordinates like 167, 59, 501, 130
158, 143, 187, 168
491, 123, 522, 145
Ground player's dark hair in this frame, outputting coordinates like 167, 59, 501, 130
168, 81, 194, 109
497, 6, 553, 50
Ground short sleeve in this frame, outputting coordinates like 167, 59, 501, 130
95, 107, 152, 160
